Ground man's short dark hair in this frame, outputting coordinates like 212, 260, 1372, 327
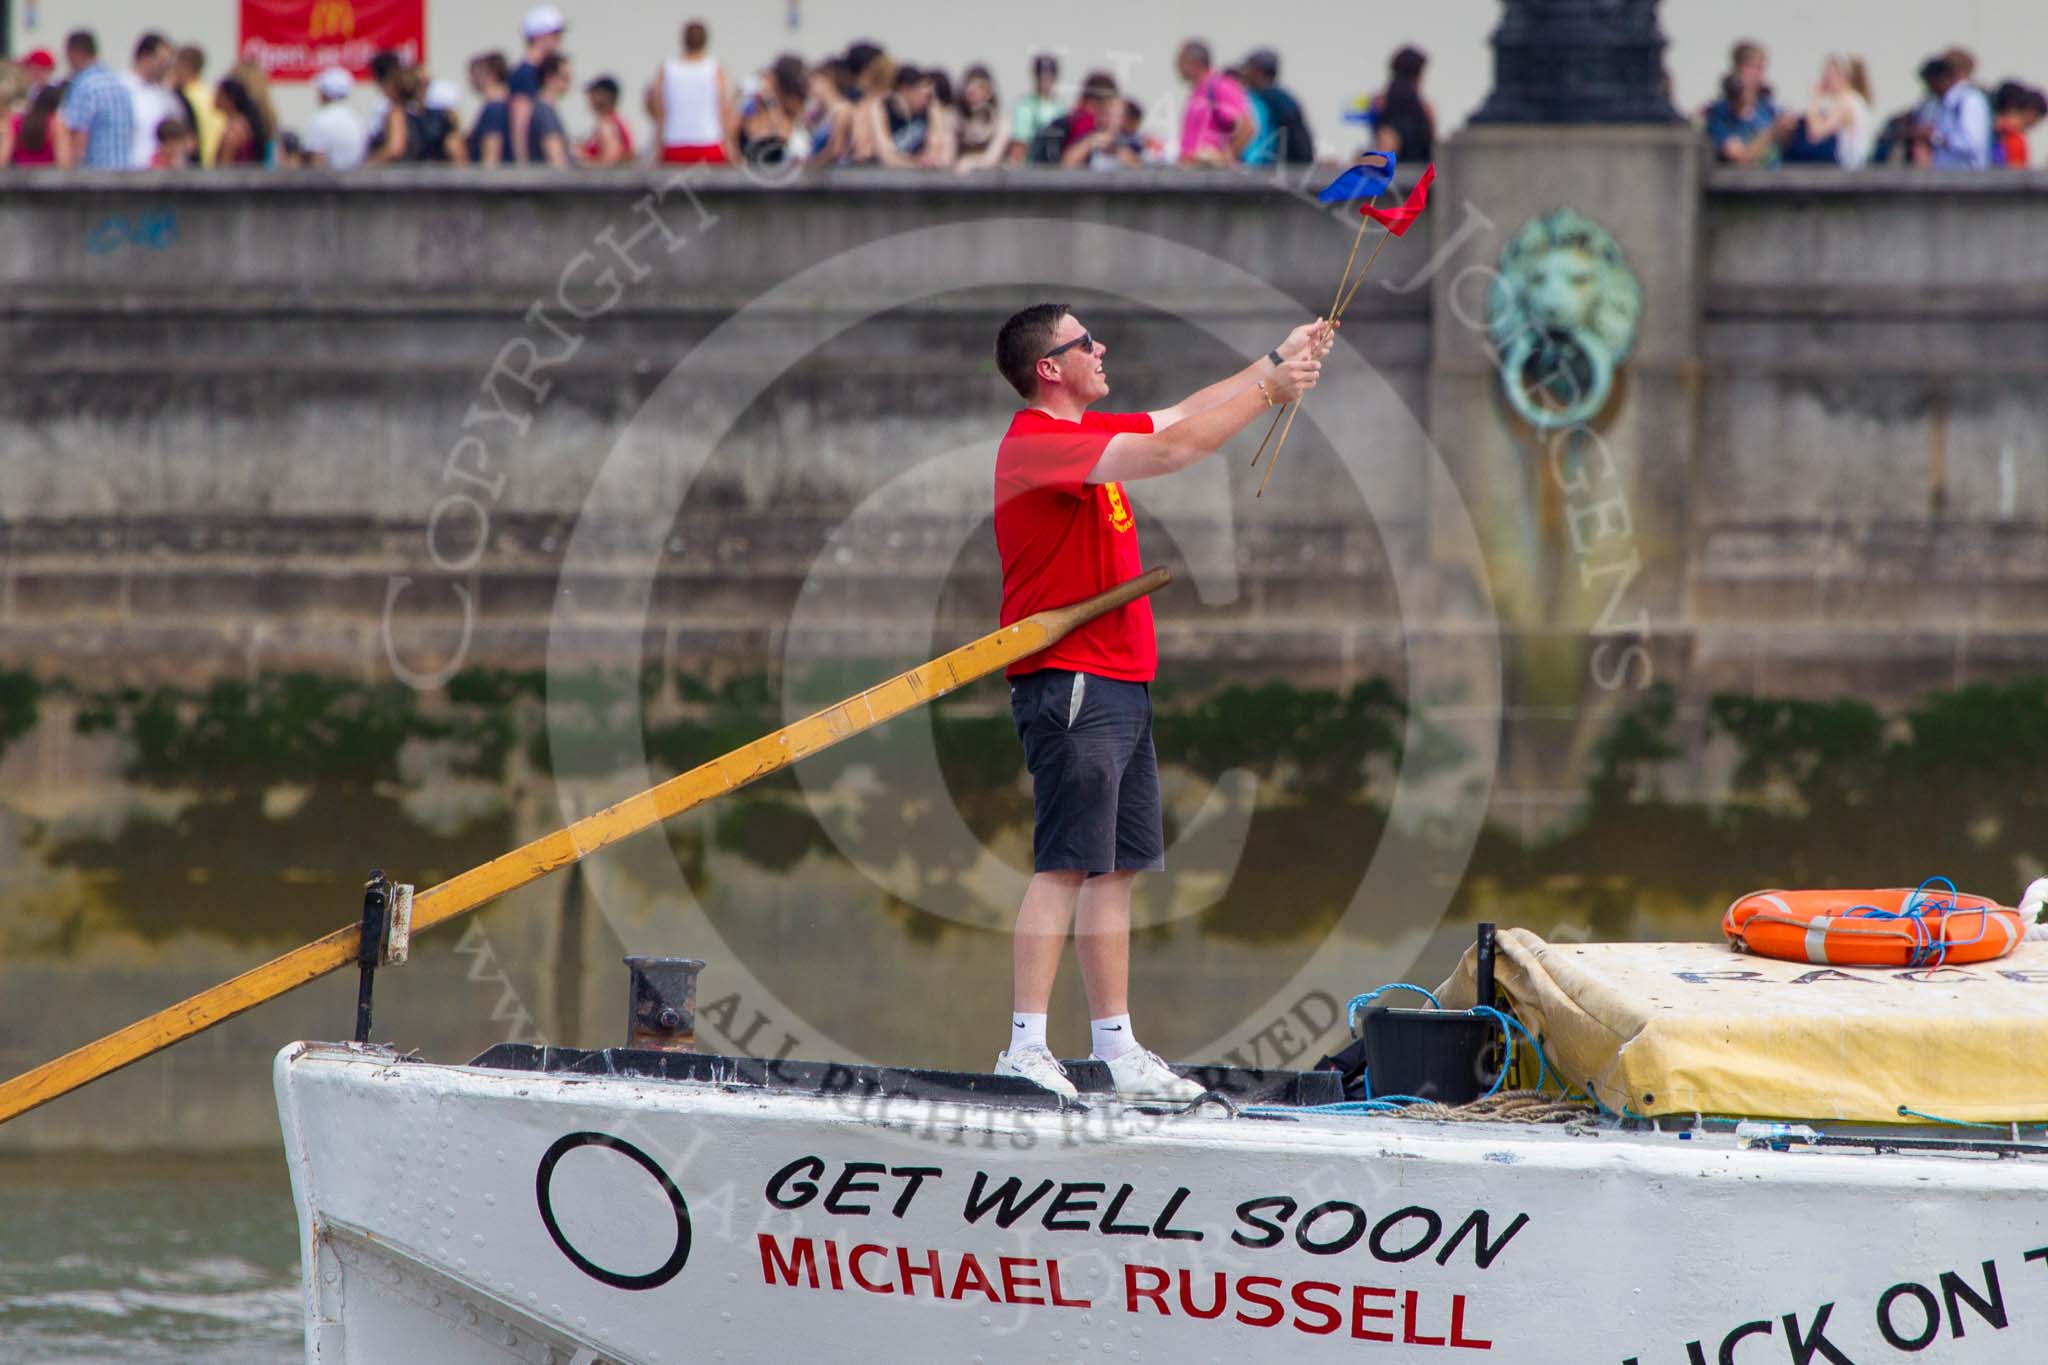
894, 64, 924, 91
67, 28, 98, 60
369, 49, 403, 84
1180, 40, 1212, 70
996, 303, 1070, 400
683, 20, 709, 53
845, 41, 883, 78
472, 50, 510, 84
1921, 56, 1955, 87
587, 75, 620, 101
135, 32, 169, 62
1244, 49, 1279, 81
175, 44, 205, 75
538, 52, 567, 83
1031, 52, 1058, 81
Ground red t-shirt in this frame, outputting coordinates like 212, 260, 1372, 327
1997, 127, 2030, 168
994, 408, 1157, 681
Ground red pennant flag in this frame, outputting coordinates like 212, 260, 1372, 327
1359, 163, 1435, 236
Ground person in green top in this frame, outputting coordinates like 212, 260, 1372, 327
1007, 52, 1062, 164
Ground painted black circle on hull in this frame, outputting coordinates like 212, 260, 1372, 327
535, 1131, 692, 1290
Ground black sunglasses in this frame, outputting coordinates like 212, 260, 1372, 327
1042, 331, 1095, 360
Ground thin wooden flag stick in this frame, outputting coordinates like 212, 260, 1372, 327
1254, 189, 1379, 471
1247, 403, 1288, 468
1328, 211, 1374, 315
1259, 230, 1394, 499
1255, 390, 1308, 499
1336, 230, 1395, 320
0, 568, 1171, 1127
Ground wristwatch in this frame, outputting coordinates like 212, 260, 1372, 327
1267, 347, 1284, 367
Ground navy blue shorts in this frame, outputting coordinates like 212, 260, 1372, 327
1009, 669, 1164, 876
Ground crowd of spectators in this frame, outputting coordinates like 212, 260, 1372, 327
0, 29, 280, 168
0, 10, 1440, 174
1700, 40, 2044, 168
11, 16, 2034, 178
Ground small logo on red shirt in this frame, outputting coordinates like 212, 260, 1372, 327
1103, 482, 1135, 533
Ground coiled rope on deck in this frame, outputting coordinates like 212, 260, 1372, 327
1245, 1090, 1596, 1125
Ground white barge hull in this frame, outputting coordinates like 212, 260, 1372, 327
276, 1041, 2048, 1364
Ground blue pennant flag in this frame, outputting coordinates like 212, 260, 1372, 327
1316, 152, 1397, 205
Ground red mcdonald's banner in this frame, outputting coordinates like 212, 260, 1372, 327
238, 0, 425, 82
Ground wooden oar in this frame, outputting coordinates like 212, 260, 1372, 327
0, 567, 1171, 1126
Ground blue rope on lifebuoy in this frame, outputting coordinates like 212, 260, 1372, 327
1840, 874, 1992, 969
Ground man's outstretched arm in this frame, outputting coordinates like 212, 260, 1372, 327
1092, 351, 1321, 485
1146, 318, 1334, 429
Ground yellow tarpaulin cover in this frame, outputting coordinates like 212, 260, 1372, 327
1436, 930, 2048, 1123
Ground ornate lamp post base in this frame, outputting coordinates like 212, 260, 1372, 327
1470, 0, 1684, 125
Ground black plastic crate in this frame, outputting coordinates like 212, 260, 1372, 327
1360, 1008, 1504, 1105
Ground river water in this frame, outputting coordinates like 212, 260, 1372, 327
3, 664, 2043, 1360
0, 1152, 301, 1364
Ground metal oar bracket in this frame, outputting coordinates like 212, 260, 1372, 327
385, 881, 414, 965
351, 870, 416, 1045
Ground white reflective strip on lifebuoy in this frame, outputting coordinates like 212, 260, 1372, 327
1804, 917, 1833, 964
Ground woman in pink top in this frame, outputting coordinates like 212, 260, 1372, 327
1173, 39, 1252, 164
5, 86, 63, 166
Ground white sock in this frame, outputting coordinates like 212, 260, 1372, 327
1090, 1013, 1136, 1060
1009, 1012, 1048, 1054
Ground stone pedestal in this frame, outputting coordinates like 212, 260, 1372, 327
1426, 124, 1702, 798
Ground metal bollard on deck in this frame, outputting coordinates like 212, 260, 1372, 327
623, 956, 705, 1052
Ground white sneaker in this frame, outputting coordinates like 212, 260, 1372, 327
995, 1044, 1079, 1099
1099, 1048, 1205, 1102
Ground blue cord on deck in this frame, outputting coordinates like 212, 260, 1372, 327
1242, 1095, 1435, 1120
1898, 1104, 2005, 1131
1345, 983, 1441, 1037
1469, 1005, 1547, 1097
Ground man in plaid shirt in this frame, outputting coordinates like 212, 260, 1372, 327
58, 30, 135, 170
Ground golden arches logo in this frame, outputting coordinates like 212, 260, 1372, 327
309, 0, 356, 40
1102, 482, 1134, 534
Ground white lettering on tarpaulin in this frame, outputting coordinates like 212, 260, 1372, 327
1621, 1255, 2024, 1364
1672, 969, 2048, 987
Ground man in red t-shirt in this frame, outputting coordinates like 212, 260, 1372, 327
990, 301, 1326, 1099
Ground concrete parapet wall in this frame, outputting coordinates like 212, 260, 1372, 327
0, 165, 2043, 693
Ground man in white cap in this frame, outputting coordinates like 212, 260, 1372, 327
510, 5, 566, 164
301, 67, 366, 170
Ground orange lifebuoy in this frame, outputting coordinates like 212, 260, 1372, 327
1723, 888, 2023, 967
